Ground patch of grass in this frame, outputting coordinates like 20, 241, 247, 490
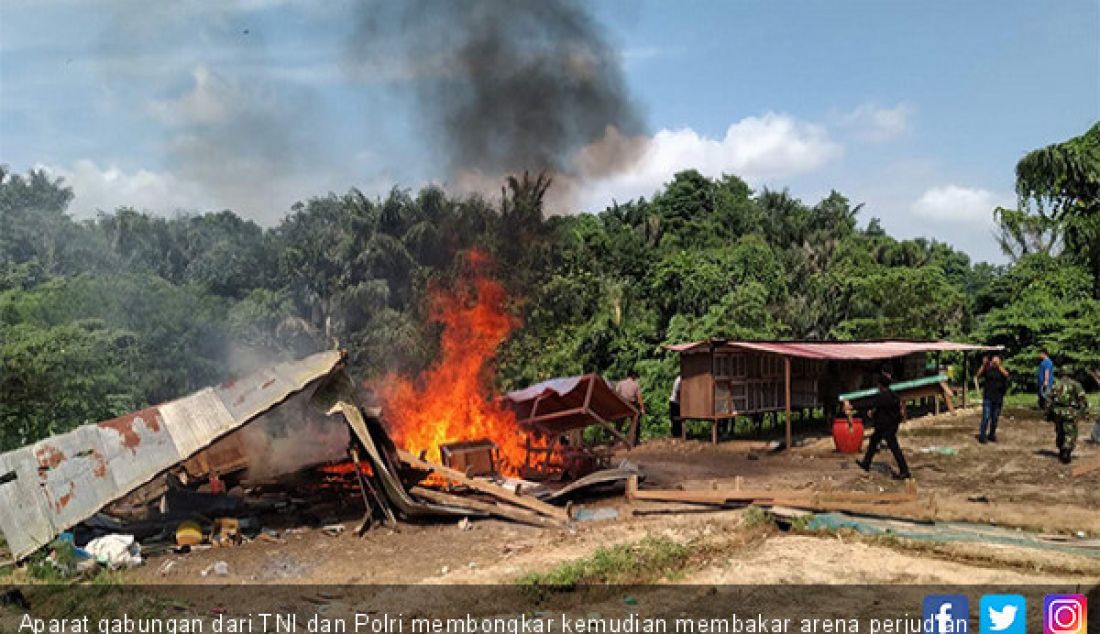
27, 541, 80, 582
517, 534, 694, 587
17, 540, 121, 585
1001, 392, 1043, 409
740, 506, 772, 529
998, 391, 1100, 409
17, 583, 173, 626
869, 532, 903, 548
788, 513, 815, 532
0, 535, 10, 572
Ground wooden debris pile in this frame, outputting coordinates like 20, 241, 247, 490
399, 450, 571, 527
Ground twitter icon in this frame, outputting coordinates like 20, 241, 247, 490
980, 595, 1026, 634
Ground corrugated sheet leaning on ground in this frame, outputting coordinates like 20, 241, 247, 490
0, 350, 344, 562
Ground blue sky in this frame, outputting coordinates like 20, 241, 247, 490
1, 0, 1097, 263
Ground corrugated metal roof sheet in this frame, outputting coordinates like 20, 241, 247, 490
0, 350, 344, 562
665, 339, 1000, 360
503, 374, 638, 434
504, 375, 591, 404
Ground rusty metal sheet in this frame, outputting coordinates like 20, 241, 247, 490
0, 350, 344, 562
158, 388, 237, 459
215, 354, 340, 423
0, 449, 53, 562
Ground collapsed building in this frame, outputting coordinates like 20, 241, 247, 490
0, 351, 645, 564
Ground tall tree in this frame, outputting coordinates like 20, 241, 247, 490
1003, 123, 1100, 297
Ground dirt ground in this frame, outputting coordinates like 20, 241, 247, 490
116, 404, 1100, 586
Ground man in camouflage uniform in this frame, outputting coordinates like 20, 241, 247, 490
1046, 377, 1090, 464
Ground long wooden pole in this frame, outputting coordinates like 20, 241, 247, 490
784, 356, 792, 450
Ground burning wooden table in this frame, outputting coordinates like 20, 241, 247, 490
502, 374, 640, 480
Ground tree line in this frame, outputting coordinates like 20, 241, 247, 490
1, 124, 1097, 450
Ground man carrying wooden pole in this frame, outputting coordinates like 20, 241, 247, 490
850, 371, 911, 480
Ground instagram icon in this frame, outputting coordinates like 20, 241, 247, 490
1044, 595, 1087, 634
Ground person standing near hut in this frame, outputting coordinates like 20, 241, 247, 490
1037, 350, 1055, 409
615, 372, 644, 412
973, 354, 990, 394
615, 372, 645, 446
669, 375, 682, 438
850, 372, 911, 480
978, 355, 1009, 444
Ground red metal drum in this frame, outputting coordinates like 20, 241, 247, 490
832, 417, 864, 454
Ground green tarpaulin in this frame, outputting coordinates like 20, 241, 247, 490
838, 374, 948, 402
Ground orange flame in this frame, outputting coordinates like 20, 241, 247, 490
317, 461, 373, 476
377, 251, 527, 474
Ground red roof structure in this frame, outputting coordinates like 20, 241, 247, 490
502, 374, 641, 478
503, 374, 638, 439
664, 339, 1000, 360
663, 339, 1001, 448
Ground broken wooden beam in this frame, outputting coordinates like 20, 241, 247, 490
409, 486, 564, 527
398, 449, 571, 522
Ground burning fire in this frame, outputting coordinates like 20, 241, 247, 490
377, 251, 527, 474
317, 461, 373, 477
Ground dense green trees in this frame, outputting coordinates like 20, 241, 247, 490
0, 124, 1096, 450
981, 123, 1100, 380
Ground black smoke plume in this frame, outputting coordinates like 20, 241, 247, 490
349, 0, 646, 198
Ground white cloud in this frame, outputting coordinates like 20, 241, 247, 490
836, 102, 913, 143
38, 157, 398, 224
147, 65, 242, 126
911, 184, 1012, 226
37, 160, 216, 219
576, 112, 843, 210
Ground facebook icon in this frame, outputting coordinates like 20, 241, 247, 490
923, 595, 970, 634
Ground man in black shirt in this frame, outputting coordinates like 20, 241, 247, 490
852, 372, 911, 480
978, 355, 1009, 443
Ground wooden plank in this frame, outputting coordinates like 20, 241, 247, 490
768, 506, 814, 521
409, 486, 562, 527
585, 406, 631, 447
332, 401, 472, 520
680, 351, 714, 420
518, 406, 588, 427
398, 449, 571, 521
350, 445, 397, 529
